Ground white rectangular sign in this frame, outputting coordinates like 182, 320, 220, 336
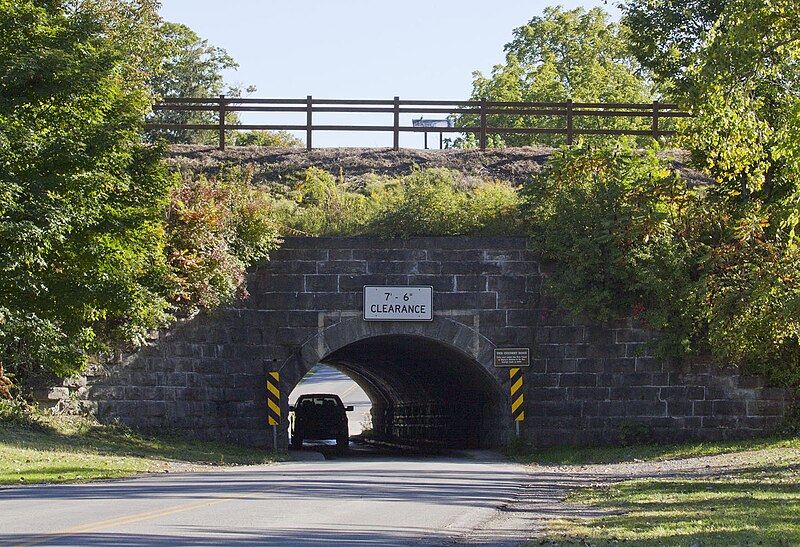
363, 286, 433, 321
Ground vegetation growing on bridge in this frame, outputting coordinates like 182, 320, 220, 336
526, 0, 800, 389
269, 166, 523, 238
526, 147, 800, 389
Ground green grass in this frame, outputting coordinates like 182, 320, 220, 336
546, 465, 800, 546
0, 410, 284, 486
507, 436, 800, 465
522, 436, 800, 546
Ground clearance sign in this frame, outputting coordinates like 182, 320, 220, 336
363, 286, 433, 321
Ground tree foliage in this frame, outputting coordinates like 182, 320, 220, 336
0, 1, 280, 389
147, 21, 249, 145
682, 0, 800, 210
151, 22, 237, 101
166, 168, 281, 315
0, 0, 173, 382
525, 146, 800, 387
684, 0, 800, 379
593, 0, 800, 387
458, 6, 652, 147
624, 0, 800, 212
622, 0, 725, 97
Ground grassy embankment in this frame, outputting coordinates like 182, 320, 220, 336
0, 408, 282, 486
512, 437, 800, 546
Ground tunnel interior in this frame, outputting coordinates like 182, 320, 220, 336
306, 334, 506, 449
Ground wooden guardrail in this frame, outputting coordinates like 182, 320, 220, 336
145, 96, 690, 151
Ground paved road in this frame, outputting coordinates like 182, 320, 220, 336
291, 365, 372, 436
0, 455, 535, 546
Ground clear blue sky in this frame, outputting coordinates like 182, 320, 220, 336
158, 0, 619, 148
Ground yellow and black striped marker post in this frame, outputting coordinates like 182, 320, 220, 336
267, 372, 281, 449
510, 367, 524, 436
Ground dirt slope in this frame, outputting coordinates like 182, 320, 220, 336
167, 145, 555, 184
167, 145, 704, 187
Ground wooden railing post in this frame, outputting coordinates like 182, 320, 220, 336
393, 96, 400, 151
566, 99, 573, 146
479, 98, 487, 150
652, 100, 660, 139
306, 95, 313, 151
218, 94, 226, 150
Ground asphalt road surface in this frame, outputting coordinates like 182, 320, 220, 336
2, 367, 537, 545
1, 455, 535, 546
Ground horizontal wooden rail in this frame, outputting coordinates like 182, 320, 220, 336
144, 96, 690, 151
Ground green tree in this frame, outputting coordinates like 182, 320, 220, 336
0, 0, 174, 383
680, 0, 800, 384
522, 3, 800, 386
147, 22, 252, 145
457, 6, 652, 147
682, 0, 800, 210
523, 146, 800, 387
623, 0, 800, 212
621, 0, 725, 97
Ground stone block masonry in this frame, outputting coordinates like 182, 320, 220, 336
84, 237, 794, 449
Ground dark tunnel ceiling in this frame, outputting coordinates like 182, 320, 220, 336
322, 335, 502, 404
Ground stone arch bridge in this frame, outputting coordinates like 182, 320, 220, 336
87, 237, 792, 449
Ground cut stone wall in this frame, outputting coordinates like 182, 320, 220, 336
84, 236, 794, 448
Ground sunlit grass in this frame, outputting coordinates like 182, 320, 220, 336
528, 436, 800, 546
0, 443, 153, 485
545, 465, 800, 545
507, 436, 800, 465
0, 412, 284, 485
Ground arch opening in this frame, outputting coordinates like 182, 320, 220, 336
296, 334, 506, 449
288, 364, 373, 442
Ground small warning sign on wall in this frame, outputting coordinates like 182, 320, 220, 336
493, 348, 530, 367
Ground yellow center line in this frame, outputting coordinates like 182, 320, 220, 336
341, 383, 359, 399
9, 491, 255, 547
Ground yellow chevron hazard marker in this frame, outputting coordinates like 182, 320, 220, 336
267, 372, 280, 427
510, 367, 525, 422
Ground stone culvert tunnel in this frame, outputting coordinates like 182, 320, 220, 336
86, 237, 793, 450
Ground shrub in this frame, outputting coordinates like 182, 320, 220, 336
523, 147, 701, 331
369, 168, 523, 238
523, 146, 800, 388
280, 168, 375, 236
165, 167, 281, 315
271, 166, 523, 239
234, 130, 303, 148
0, 397, 43, 429
702, 214, 800, 386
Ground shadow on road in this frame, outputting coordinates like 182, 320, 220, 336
291, 437, 465, 461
